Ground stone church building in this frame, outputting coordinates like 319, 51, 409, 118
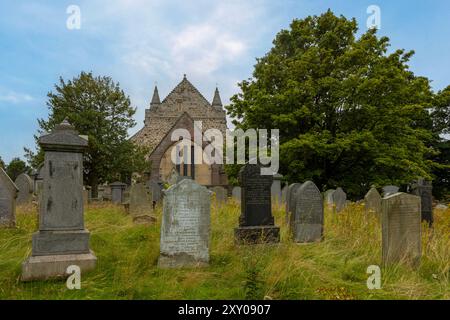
131, 75, 228, 187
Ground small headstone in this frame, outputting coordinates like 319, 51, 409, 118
129, 183, 156, 224
148, 180, 162, 203
232, 186, 241, 202
271, 173, 283, 206
234, 163, 280, 244
410, 178, 433, 225
21, 120, 96, 281
382, 192, 421, 267
15, 173, 34, 205
210, 186, 227, 204
364, 187, 382, 215
158, 179, 212, 268
0, 168, 18, 227
83, 187, 89, 206
382, 185, 399, 197
323, 189, 335, 208
285, 183, 302, 223
332, 187, 346, 213
110, 182, 127, 204
291, 181, 323, 242
435, 204, 448, 210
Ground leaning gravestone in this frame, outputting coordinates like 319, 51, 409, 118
285, 183, 302, 223
15, 173, 34, 205
332, 187, 347, 213
234, 164, 280, 244
129, 183, 156, 224
271, 173, 283, 206
382, 193, 421, 267
21, 120, 96, 281
0, 168, 18, 227
110, 182, 127, 204
232, 186, 241, 202
364, 187, 382, 215
382, 185, 399, 197
211, 186, 227, 204
291, 181, 323, 243
410, 178, 433, 225
158, 179, 212, 268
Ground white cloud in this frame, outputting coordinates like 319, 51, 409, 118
0, 89, 33, 104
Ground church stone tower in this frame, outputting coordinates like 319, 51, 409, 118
131, 75, 228, 187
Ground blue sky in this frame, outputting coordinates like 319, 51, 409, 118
1, 0, 449, 163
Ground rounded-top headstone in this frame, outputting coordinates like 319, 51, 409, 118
332, 187, 347, 213
364, 187, 382, 215
15, 173, 34, 205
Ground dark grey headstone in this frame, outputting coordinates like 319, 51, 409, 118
410, 178, 433, 225
148, 180, 162, 203
158, 179, 212, 268
234, 164, 280, 244
129, 183, 156, 224
291, 181, 323, 243
285, 183, 302, 223
382, 192, 421, 267
332, 187, 346, 213
15, 173, 33, 205
0, 168, 18, 227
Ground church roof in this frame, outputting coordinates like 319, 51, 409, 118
161, 74, 211, 107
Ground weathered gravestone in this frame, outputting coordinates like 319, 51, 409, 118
382, 185, 399, 197
15, 173, 33, 205
291, 181, 323, 243
167, 168, 179, 185
110, 182, 127, 204
211, 186, 227, 204
323, 189, 335, 208
232, 186, 241, 202
332, 187, 347, 213
30, 164, 44, 203
271, 173, 283, 206
0, 168, 18, 227
285, 183, 302, 224
364, 187, 382, 215
382, 193, 421, 267
234, 164, 280, 244
21, 120, 96, 281
158, 179, 212, 268
410, 178, 433, 225
129, 183, 156, 224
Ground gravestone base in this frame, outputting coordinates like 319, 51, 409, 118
158, 253, 208, 269
31, 230, 91, 256
293, 223, 323, 243
21, 250, 97, 281
132, 214, 156, 225
234, 225, 280, 244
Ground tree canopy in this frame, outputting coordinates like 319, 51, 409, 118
27, 72, 149, 196
6, 158, 28, 181
226, 10, 441, 199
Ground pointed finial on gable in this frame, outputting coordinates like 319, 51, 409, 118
151, 85, 161, 106
211, 86, 223, 107
183, 74, 187, 80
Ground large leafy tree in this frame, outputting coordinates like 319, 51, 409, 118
6, 157, 28, 181
28, 72, 148, 197
227, 10, 437, 199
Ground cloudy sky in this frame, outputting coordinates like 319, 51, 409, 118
1, 0, 449, 163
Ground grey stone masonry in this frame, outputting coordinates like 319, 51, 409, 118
21, 119, 96, 281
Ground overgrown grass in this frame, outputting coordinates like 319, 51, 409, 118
0, 200, 448, 300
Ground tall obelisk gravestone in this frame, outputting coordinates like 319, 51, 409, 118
234, 164, 280, 244
22, 120, 97, 281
